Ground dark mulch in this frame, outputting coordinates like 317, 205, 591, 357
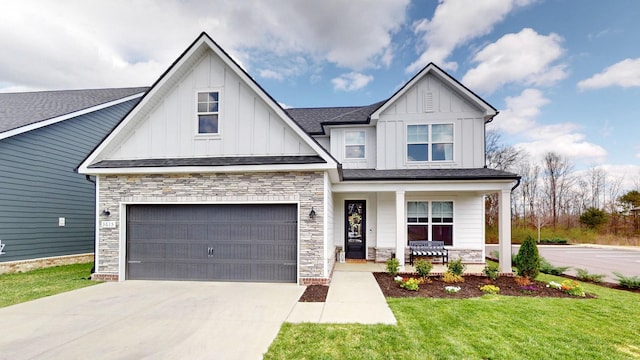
299, 285, 329, 302
373, 272, 596, 299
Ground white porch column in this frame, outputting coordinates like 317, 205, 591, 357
498, 189, 512, 273
395, 190, 406, 270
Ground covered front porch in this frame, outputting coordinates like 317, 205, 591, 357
331, 179, 516, 274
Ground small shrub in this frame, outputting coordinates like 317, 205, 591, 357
445, 285, 461, 293
547, 281, 562, 289
479, 284, 500, 294
482, 262, 500, 280
399, 277, 423, 291
515, 276, 532, 286
414, 259, 433, 278
515, 236, 540, 279
613, 272, 640, 289
442, 271, 464, 283
539, 258, 570, 276
561, 280, 586, 297
385, 257, 400, 276
575, 268, 605, 283
447, 258, 466, 276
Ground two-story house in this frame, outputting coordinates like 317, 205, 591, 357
78, 32, 519, 285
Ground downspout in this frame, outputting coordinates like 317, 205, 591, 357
84, 175, 97, 275
511, 178, 521, 192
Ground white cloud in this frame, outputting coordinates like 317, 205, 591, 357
577, 58, 640, 90
259, 69, 284, 81
514, 124, 607, 164
331, 72, 374, 92
492, 88, 549, 133
462, 28, 567, 94
406, 0, 535, 73
0, 0, 409, 91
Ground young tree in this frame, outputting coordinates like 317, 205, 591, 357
579, 207, 608, 230
515, 236, 540, 279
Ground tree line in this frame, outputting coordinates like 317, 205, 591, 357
486, 130, 640, 241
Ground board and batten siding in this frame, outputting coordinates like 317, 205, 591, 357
104, 50, 315, 161
376, 73, 486, 170
329, 127, 377, 169
0, 99, 138, 263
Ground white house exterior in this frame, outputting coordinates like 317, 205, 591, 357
78, 32, 519, 285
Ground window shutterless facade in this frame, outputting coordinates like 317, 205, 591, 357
407, 201, 454, 246
344, 130, 365, 159
197, 91, 220, 134
407, 124, 453, 162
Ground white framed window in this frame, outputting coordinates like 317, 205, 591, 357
407, 124, 453, 162
197, 91, 220, 134
345, 131, 365, 159
407, 201, 454, 246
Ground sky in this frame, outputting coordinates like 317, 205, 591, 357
1, 0, 639, 191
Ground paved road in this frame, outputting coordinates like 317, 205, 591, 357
486, 244, 640, 283
0, 280, 304, 360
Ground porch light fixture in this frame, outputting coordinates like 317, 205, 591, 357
309, 207, 316, 219
100, 209, 111, 216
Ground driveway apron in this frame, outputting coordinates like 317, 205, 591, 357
0, 281, 304, 360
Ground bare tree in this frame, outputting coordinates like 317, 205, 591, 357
514, 156, 539, 222
484, 130, 522, 227
543, 152, 574, 228
588, 166, 606, 209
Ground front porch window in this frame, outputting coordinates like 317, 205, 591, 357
407, 201, 454, 245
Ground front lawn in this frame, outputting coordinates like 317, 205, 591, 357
265, 274, 640, 359
0, 262, 98, 308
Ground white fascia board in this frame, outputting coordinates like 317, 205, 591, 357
79, 162, 337, 176
0, 92, 145, 141
332, 180, 516, 193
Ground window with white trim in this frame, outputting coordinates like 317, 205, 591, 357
407, 201, 453, 246
407, 124, 453, 162
197, 91, 219, 134
345, 131, 365, 159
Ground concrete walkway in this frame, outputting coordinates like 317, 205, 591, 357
287, 269, 397, 325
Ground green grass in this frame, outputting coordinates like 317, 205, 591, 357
265, 274, 640, 359
0, 262, 99, 308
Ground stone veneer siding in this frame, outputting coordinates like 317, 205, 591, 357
0, 253, 94, 275
96, 171, 325, 284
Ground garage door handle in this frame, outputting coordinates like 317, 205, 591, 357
208, 247, 214, 257
128, 260, 142, 264
282, 263, 296, 266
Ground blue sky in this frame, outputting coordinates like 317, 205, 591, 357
1, 0, 638, 190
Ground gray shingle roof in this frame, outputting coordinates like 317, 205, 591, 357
285, 100, 385, 134
0, 87, 148, 134
341, 168, 520, 181
88, 155, 326, 169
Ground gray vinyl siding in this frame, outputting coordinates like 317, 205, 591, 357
0, 99, 138, 263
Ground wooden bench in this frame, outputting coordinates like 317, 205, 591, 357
409, 240, 448, 265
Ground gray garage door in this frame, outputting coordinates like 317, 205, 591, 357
126, 204, 297, 282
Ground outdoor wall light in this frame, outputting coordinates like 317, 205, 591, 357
100, 209, 111, 216
309, 207, 316, 219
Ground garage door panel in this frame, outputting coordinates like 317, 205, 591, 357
126, 204, 298, 282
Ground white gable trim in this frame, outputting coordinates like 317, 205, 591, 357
78, 33, 337, 174
370, 63, 497, 122
0, 93, 145, 141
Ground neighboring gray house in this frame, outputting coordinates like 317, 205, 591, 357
0, 88, 146, 272
79, 33, 519, 285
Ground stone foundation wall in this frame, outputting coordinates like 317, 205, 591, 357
448, 249, 484, 263
0, 253, 94, 275
374, 247, 395, 263
96, 171, 326, 284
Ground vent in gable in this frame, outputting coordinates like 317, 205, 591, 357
423, 91, 434, 112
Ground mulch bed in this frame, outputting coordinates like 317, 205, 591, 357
299, 285, 329, 302
373, 272, 596, 299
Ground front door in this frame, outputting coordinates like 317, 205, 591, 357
345, 200, 366, 259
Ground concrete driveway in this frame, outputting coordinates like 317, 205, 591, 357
0, 280, 304, 360
487, 244, 640, 283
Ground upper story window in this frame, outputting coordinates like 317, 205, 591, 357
197, 91, 219, 134
407, 124, 453, 162
345, 131, 365, 159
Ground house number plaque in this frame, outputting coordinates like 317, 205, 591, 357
101, 221, 117, 229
